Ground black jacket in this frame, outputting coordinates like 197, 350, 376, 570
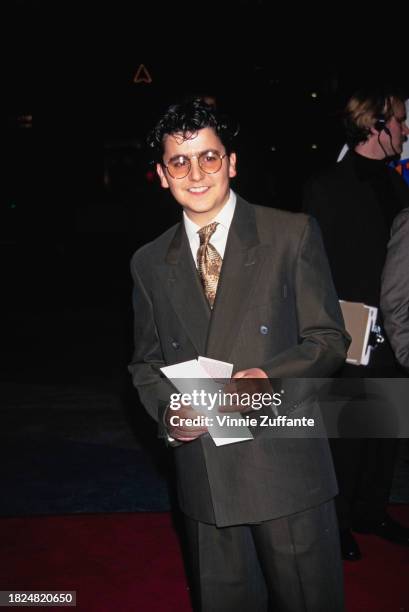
304, 150, 409, 372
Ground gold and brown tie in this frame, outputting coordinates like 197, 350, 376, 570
197, 222, 223, 308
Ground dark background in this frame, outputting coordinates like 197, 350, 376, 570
3, 2, 408, 380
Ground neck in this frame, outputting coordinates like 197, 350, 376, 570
186, 211, 220, 227
354, 140, 386, 161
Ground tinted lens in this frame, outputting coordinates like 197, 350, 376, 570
167, 156, 190, 178
198, 151, 222, 174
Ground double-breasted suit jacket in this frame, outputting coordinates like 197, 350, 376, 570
129, 196, 350, 527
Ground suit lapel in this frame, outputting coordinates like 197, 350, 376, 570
158, 223, 211, 356
206, 197, 266, 361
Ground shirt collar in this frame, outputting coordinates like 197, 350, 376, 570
183, 189, 237, 241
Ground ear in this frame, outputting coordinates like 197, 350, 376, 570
156, 163, 170, 189
228, 152, 237, 179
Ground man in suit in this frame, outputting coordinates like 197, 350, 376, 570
129, 98, 349, 611
303, 88, 409, 561
381, 207, 409, 371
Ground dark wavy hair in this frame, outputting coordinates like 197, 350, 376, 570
147, 97, 239, 162
344, 87, 406, 148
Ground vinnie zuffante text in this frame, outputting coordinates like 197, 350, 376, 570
168, 413, 316, 428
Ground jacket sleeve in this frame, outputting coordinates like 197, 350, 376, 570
127, 257, 175, 427
261, 216, 350, 379
381, 208, 409, 371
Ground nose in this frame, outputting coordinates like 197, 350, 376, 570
188, 156, 205, 181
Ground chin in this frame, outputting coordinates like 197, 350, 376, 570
186, 199, 214, 212
189, 206, 215, 217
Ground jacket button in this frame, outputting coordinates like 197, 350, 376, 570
171, 340, 180, 350
260, 325, 269, 335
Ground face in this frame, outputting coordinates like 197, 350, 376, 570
380, 99, 409, 157
156, 127, 237, 226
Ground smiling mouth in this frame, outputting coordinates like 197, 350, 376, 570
188, 187, 210, 194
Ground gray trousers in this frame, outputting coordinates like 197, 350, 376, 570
184, 499, 344, 612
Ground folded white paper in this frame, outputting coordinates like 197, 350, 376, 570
161, 357, 253, 446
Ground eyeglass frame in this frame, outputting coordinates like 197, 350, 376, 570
161, 149, 228, 179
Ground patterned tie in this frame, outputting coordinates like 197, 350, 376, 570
197, 222, 223, 308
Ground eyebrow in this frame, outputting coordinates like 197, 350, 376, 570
167, 148, 222, 162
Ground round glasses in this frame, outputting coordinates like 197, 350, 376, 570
163, 150, 227, 179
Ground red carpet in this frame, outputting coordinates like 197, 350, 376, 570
0, 507, 408, 611
344, 505, 409, 612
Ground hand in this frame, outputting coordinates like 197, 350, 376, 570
233, 368, 269, 380
219, 368, 272, 413
165, 402, 208, 442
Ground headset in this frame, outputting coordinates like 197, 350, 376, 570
374, 115, 391, 136
374, 111, 399, 158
